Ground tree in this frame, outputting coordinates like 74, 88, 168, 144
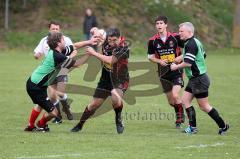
233, 0, 240, 48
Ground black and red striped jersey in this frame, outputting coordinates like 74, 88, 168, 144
148, 32, 183, 78
100, 36, 129, 84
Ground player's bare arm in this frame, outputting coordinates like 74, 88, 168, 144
173, 55, 183, 64
171, 61, 191, 71
85, 46, 115, 64
34, 52, 43, 60
73, 36, 99, 50
148, 54, 168, 66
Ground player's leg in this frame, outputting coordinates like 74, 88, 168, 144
71, 97, 105, 132
25, 78, 59, 132
25, 79, 43, 131
37, 107, 58, 132
196, 96, 229, 135
24, 105, 42, 131
71, 80, 112, 132
48, 85, 62, 124
182, 87, 197, 134
35, 90, 60, 132
162, 77, 184, 128
171, 84, 184, 127
56, 75, 73, 120
111, 88, 125, 134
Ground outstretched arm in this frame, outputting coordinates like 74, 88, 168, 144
85, 46, 113, 64
171, 62, 191, 71
73, 36, 99, 50
73, 54, 91, 67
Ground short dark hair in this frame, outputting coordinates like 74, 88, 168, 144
47, 32, 63, 50
155, 16, 168, 24
48, 20, 61, 28
106, 27, 120, 38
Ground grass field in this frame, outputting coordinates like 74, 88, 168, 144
0, 48, 239, 159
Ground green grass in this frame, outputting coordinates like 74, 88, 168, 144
0, 49, 239, 159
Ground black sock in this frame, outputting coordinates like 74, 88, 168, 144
114, 105, 123, 119
174, 103, 184, 123
208, 108, 225, 128
54, 102, 62, 118
60, 98, 68, 106
78, 107, 96, 128
186, 106, 196, 127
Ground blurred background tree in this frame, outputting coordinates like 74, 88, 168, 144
233, 0, 240, 48
0, 0, 236, 49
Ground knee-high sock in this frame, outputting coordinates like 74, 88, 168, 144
208, 108, 225, 128
38, 113, 53, 127
113, 104, 123, 118
186, 106, 196, 127
174, 103, 184, 123
28, 108, 41, 128
77, 107, 96, 129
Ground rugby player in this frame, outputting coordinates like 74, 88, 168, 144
71, 28, 129, 134
171, 22, 229, 135
24, 32, 98, 132
147, 16, 185, 128
34, 21, 77, 123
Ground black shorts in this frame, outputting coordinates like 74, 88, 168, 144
26, 78, 55, 113
185, 73, 210, 98
93, 79, 129, 99
160, 76, 184, 93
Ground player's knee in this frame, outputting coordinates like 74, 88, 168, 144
49, 95, 58, 103
112, 97, 122, 107
182, 98, 190, 107
88, 102, 100, 110
199, 104, 212, 113
199, 105, 208, 112
50, 108, 58, 117
172, 93, 180, 101
112, 100, 122, 108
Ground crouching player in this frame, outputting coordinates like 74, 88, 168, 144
24, 32, 98, 132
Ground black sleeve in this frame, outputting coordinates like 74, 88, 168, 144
113, 46, 129, 60
147, 40, 155, 55
53, 53, 68, 67
62, 45, 74, 56
174, 35, 184, 48
61, 57, 76, 69
184, 40, 198, 65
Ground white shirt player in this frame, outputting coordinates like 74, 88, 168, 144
34, 35, 73, 57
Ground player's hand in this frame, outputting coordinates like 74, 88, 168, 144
34, 52, 42, 60
170, 63, 178, 71
173, 55, 183, 64
89, 36, 100, 45
85, 46, 96, 55
159, 59, 168, 66
90, 27, 98, 35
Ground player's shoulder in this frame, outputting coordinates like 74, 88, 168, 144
63, 35, 73, 45
148, 33, 160, 41
185, 37, 198, 49
119, 36, 128, 47
168, 32, 178, 36
63, 35, 71, 41
39, 36, 48, 43
168, 32, 180, 40
188, 37, 197, 45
